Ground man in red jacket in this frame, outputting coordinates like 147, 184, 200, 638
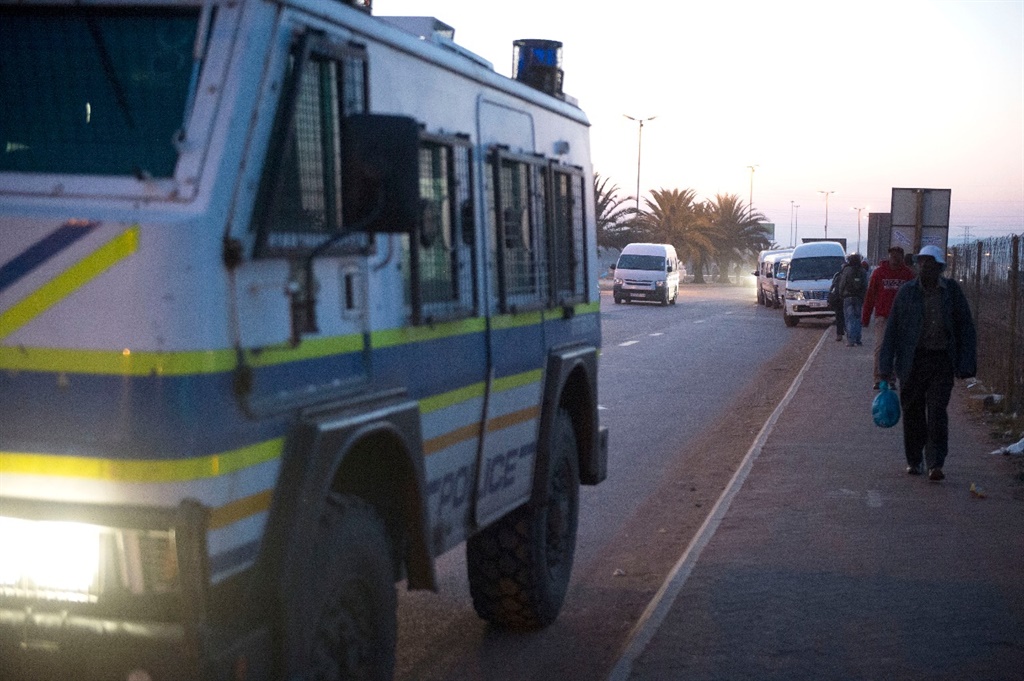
862, 246, 916, 389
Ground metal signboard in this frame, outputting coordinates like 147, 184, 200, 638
890, 187, 951, 254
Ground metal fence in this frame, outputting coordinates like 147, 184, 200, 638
947, 234, 1022, 414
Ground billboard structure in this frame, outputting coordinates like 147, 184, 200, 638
890, 188, 951, 254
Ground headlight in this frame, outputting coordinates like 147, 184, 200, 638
785, 289, 804, 301
0, 516, 177, 603
613, 278, 623, 285
655, 280, 665, 288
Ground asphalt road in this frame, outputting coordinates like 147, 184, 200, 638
394, 284, 826, 680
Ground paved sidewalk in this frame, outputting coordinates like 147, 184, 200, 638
626, 324, 1024, 681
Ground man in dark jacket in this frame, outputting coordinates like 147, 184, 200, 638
879, 245, 977, 482
836, 253, 867, 346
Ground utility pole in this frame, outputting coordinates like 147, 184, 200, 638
790, 200, 795, 247
624, 114, 656, 212
818, 190, 835, 239
852, 206, 866, 255
747, 164, 759, 220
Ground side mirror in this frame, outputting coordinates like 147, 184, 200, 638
609, 264, 616, 272
342, 114, 420, 233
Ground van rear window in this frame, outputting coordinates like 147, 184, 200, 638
617, 254, 665, 271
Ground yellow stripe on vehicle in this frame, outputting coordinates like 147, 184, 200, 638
0, 438, 284, 483
0, 226, 139, 341
209, 489, 274, 530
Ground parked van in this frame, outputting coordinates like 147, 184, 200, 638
782, 241, 847, 326
753, 248, 791, 305
758, 249, 793, 308
612, 243, 681, 305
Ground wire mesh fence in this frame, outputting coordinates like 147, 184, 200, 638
948, 234, 1022, 415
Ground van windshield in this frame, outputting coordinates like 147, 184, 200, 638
0, 6, 201, 177
617, 254, 665, 271
788, 256, 845, 281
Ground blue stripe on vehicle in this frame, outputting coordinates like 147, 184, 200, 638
209, 539, 261, 578
0, 221, 99, 294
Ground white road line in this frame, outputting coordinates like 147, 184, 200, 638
619, 340, 640, 347
607, 329, 831, 681
694, 319, 707, 324
649, 333, 664, 337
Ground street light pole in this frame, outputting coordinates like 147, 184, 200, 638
852, 206, 866, 255
794, 204, 800, 244
790, 200, 795, 247
746, 164, 759, 220
624, 114, 656, 212
818, 190, 835, 239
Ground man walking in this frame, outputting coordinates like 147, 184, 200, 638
836, 253, 867, 346
879, 245, 977, 482
862, 246, 916, 389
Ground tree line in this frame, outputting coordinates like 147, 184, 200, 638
595, 173, 773, 284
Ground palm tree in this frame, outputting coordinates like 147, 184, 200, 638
635, 188, 719, 283
594, 172, 636, 250
708, 193, 771, 283
635, 188, 696, 243
686, 200, 719, 284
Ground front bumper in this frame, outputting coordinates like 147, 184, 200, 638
613, 283, 664, 300
0, 498, 272, 681
789, 302, 834, 316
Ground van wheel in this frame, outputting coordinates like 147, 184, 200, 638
783, 311, 799, 327
289, 494, 397, 681
466, 408, 580, 629
660, 289, 670, 306
756, 288, 764, 305
613, 295, 622, 304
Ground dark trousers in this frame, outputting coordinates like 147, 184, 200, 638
834, 301, 845, 338
900, 349, 955, 470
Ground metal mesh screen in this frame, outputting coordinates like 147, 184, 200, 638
403, 139, 475, 323
549, 168, 586, 303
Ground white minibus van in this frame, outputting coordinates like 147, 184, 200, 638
782, 241, 847, 326
612, 243, 681, 305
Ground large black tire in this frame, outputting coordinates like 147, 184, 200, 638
466, 408, 580, 630
783, 311, 799, 327
299, 494, 397, 681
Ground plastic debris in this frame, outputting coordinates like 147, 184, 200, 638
970, 483, 987, 499
990, 437, 1024, 456
613, 568, 626, 577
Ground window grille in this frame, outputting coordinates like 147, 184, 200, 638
547, 165, 587, 304
0, 6, 202, 176
254, 36, 368, 257
488, 150, 548, 313
403, 135, 475, 324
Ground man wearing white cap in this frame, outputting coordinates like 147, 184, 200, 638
879, 245, 977, 482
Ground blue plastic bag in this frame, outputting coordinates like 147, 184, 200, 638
872, 381, 901, 428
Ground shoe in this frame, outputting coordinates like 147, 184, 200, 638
855, 341, 863, 346
873, 382, 881, 390
836, 336, 844, 342
906, 464, 923, 475
928, 468, 945, 482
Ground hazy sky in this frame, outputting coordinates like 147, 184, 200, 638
373, 0, 1023, 250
